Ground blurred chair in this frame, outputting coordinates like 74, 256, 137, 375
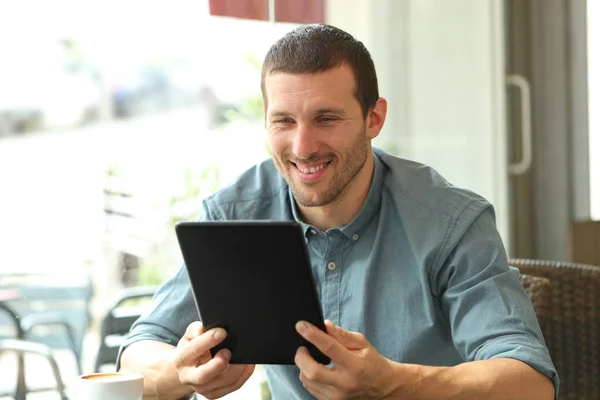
0, 339, 68, 400
518, 273, 552, 329
94, 286, 156, 372
510, 258, 600, 400
16, 276, 93, 375
20, 311, 82, 374
0, 272, 93, 399
0, 303, 27, 400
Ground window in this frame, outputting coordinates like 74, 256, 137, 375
0, 1, 320, 398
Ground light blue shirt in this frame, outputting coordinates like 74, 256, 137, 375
119, 148, 559, 399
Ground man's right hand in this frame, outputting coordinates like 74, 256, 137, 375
172, 321, 255, 399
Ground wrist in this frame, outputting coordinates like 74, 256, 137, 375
385, 361, 447, 400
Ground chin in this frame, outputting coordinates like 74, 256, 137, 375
294, 190, 333, 208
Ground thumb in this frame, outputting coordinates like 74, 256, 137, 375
184, 321, 204, 339
324, 320, 365, 349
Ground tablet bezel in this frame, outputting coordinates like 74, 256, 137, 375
175, 220, 330, 365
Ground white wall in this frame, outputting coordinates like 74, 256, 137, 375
325, 0, 404, 156
326, 0, 510, 247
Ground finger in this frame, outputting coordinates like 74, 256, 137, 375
324, 320, 337, 335
324, 320, 365, 349
178, 322, 205, 348
299, 372, 331, 400
184, 321, 204, 339
295, 346, 339, 387
181, 348, 231, 386
296, 321, 353, 366
202, 364, 256, 399
175, 328, 227, 367
199, 362, 250, 392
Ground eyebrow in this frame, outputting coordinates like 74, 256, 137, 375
268, 111, 290, 118
313, 107, 347, 116
267, 108, 348, 118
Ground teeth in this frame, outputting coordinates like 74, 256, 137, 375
298, 163, 327, 174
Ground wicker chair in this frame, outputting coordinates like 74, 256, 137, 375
519, 273, 552, 329
510, 258, 600, 400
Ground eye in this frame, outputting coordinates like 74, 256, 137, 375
317, 116, 337, 123
271, 117, 293, 125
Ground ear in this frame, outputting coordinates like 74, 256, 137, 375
365, 97, 387, 139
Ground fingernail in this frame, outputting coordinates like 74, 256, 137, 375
222, 349, 231, 361
296, 321, 308, 334
213, 328, 226, 340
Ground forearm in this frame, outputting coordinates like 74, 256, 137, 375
389, 358, 554, 400
119, 340, 194, 400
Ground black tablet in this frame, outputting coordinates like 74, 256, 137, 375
175, 220, 330, 365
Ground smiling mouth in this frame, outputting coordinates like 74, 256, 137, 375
293, 161, 331, 174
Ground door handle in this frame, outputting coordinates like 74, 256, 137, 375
506, 74, 533, 175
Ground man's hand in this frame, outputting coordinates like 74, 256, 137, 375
172, 322, 255, 399
294, 320, 398, 400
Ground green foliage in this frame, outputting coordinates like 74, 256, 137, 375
113, 52, 271, 286
168, 164, 221, 225
221, 53, 265, 124
139, 257, 165, 286
105, 163, 122, 177
261, 380, 272, 400
256, 365, 272, 400
245, 53, 263, 71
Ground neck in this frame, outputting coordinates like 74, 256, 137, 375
297, 153, 375, 232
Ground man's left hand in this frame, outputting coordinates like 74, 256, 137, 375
294, 320, 399, 400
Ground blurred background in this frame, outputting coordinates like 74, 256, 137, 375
0, 0, 598, 399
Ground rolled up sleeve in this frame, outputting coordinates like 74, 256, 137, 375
115, 264, 199, 369
434, 204, 559, 398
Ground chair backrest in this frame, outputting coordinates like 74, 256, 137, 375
518, 273, 552, 329
0, 273, 92, 353
0, 338, 68, 400
510, 258, 600, 400
94, 286, 156, 372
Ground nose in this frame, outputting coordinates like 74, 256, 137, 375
292, 123, 320, 160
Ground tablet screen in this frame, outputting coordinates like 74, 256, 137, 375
175, 221, 330, 365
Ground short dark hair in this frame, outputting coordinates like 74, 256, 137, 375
261, 24, 379, 118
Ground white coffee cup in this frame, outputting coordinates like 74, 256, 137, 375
72, 372, 143, 400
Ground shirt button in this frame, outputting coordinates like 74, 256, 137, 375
310, 229, 317, 235
327, 262, 337, 271
352, 233, 359, 241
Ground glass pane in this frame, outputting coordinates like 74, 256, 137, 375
0, 2, 303, 398
588, 0, 600, 219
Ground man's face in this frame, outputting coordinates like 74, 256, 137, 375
264, 65, 375, 207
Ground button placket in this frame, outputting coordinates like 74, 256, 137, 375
321, 232, 343, 326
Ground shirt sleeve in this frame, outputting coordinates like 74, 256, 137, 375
115, 200, 215, 370
433, 202, 560, 398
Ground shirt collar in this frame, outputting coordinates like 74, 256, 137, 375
289, 151, 385, 240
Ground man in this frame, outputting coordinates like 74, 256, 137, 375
119, 24, 558, 399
